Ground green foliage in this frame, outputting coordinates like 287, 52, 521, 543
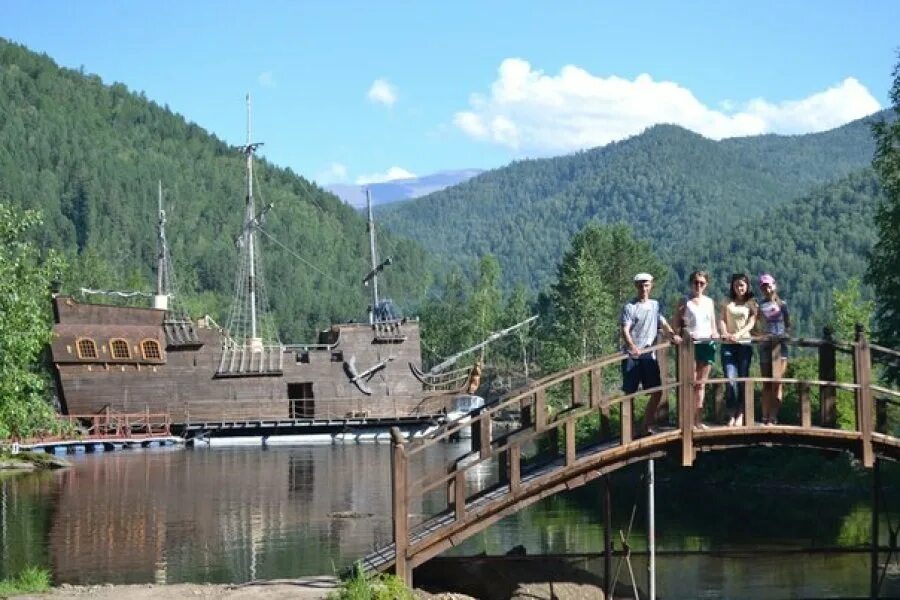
0, 38, 433, 342
830, 278, 874, 340
328, 564, 414, 600
0, 566, 52, 595
867, 52, 900, 383
538, 222, 665, 376
0, 204, 63, 439
419, 255, 536, 379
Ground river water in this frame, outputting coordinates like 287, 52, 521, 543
2, 444, 898, 599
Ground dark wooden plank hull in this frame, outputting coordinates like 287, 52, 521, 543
50, 297, 445, 424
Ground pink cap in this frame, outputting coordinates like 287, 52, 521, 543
758, 273, 775, 286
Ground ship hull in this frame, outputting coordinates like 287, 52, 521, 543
50, 297, 447, 427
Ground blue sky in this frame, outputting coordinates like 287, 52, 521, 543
3, 1, 898, 186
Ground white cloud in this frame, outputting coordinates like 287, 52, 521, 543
316, 162, 349, 184
355, 166, 416, 185
258, 71, 276, 88
454, 58, 882, 153
367, 78, 398, 107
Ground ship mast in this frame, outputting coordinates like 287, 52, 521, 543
224, 93, 278, 350
366, 189, 378, 324
245, 94, 260, 348
363, 188, 393, 324
154, 180, 169, 310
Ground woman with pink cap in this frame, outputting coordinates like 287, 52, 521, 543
757, 273, 791, 424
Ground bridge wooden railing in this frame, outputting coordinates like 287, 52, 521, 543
381, 327, 900, 583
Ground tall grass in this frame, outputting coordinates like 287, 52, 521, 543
328, 563, 414, 600
0, 566, 52, 595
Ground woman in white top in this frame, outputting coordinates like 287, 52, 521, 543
718, 273, 757, 427
673, 270, 719, 428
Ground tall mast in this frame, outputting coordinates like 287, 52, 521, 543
367, 188, 378, 324
154, 180, 169, 310
245, 93, 259, 345
225, 93, 276, 350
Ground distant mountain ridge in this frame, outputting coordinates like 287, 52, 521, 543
327, 169, 483, 208
378, 115, 885, 291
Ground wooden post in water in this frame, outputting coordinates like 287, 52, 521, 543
871, 457, 880, 600
390, 427, 411, 586
819, 326, 837, 427
854, 324, 875, 468
603, 475, 612, 598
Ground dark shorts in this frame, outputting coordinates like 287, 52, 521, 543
694, 341, 716, 365
759, 339, 790, 363
622, 354, 662, 394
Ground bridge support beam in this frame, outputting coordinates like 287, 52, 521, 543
678, 329, 695, 466
854, 325, 875, 468
819, 326, 838, 428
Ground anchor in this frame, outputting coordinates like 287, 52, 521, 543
344, 355, 394, 395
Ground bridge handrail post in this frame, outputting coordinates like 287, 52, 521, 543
853, 325, 875, 468
389, 427, 411, 585
678, 328, 695, 466
819, 326, 838, 428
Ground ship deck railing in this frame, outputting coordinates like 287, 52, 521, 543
14, 411, 172, 445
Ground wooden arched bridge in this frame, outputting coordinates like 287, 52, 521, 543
360, 328, 900, 585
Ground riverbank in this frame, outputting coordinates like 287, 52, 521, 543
0, 450, 69, 474
9, 579, 340, 600
6, 580, 483, 600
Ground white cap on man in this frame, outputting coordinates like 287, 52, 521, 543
633, 273, 653, 283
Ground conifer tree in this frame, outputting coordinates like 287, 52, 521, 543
867, 51, 900, 381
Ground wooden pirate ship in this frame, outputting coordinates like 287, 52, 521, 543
48, 97, 448, 436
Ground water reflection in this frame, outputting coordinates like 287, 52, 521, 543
1, 445, 898, 599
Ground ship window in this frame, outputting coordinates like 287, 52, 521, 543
331, 351, 343, 362
141, 339, 161, 360
296, 351, 310, 364
110, 338, 131, 359
76, 338, 98, 359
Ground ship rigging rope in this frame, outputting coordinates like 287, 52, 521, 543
252, 169, 371, 272
255, 225, 361, 294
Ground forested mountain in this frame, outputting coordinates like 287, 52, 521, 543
664, 169, 882, 335
378, 116, 883, 290
0, 39, 433, 341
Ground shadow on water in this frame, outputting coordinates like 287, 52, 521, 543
1, 444, 898, 599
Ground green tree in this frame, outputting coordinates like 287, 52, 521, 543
540, 222, 665, 373
829, 277, 874, 340
0, 204, 63, 438
867, 51, 900, 382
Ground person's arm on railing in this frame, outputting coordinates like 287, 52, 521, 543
719, 301, 734, 343
658, 314, 682, 344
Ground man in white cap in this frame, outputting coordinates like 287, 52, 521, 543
621, 272, 681, 435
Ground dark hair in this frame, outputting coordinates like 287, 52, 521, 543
728, 273, 754, 302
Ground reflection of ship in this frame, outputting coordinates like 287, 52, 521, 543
48, 97, 447, 434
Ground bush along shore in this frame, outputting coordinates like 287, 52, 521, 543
0, 448, 70, 474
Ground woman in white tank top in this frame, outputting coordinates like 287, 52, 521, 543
674, 270, 719, 428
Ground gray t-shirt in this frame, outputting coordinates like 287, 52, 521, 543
621, 299, 667, 355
